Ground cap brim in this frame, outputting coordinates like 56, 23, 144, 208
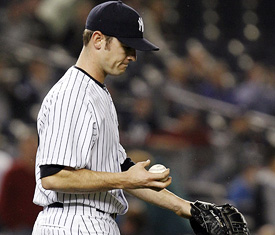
117, 37, 159, 51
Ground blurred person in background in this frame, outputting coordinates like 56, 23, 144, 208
26, 58, 55, 98
186, 40, 213, 85
3, 57, 54, 124
0, 149, 12, 192
227, 163, 259, 231
254, 147, 275, 231
0, 0, 50, 46
61, 0, 95, 58
233, 63, 275, 115
173, 110, 210, 147
125, 95, 159, 147
162, 57, 194, 117
165, 57, 192, 90
0, 128, 41, 234
196, 61, 235, 104
200, 114, 264, 184
0, 55, 15, 127
148, 109, 210, 150
185, 41, 236, 104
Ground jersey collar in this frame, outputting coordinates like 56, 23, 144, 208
74, 66, 106, 90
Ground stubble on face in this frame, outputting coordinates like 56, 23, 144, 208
102, 38, 132, 76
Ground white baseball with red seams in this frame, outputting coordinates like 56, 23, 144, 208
149, 164, 169, 182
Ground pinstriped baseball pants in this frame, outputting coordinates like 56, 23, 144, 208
32, 205, 120, 235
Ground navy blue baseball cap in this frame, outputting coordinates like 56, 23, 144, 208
85, 0, 159, 51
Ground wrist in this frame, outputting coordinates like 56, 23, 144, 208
175, 200, 192, 219
115, 171, 130, 190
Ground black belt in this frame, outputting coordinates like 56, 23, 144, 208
48, 202, 117, 219
48, 202, 63, 208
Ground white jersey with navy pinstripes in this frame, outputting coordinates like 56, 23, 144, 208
33, 66, 128, 215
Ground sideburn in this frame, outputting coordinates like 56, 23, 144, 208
104, 36, 113, 50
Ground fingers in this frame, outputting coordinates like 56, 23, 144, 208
147, 167, 171, 190
149, 176, 172, 191
162, 168, 170, 180
149, 168, 170, 181
148, 168, 171, 188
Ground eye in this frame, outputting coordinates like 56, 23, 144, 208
121, 43, 131, 51
122, 46, 136, 56
123, 46, 132, 51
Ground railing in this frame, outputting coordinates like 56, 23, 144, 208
164, 84, 275, 130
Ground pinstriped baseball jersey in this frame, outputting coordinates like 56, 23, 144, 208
33, 66, 128, 215
32, 206, 120, 234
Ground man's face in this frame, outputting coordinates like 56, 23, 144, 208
101, 37, 137, 76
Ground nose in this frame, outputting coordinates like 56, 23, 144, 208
127, 48, 137, 62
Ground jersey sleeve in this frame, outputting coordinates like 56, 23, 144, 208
37, 81, 99, 169
118, 144, 128, 165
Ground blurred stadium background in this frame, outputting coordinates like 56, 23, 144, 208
0, 0, 275, 234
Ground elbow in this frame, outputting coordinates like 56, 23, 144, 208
41, 176, 57, 190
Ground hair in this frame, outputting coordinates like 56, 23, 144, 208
83, 29, 113, 49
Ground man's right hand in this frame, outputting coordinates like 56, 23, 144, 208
123, 160, 172, 190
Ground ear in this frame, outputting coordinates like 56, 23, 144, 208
91, 31, 104, 50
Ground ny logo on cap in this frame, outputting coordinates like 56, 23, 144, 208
138, 17, 144, 32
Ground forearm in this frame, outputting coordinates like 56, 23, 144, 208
41, 161, 172, 194
125, 188, 192, 218
41, 167, 127, 193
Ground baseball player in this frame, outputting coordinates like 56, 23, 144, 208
32, 1, 249, 234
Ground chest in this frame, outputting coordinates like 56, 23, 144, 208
90, 88, 119, 139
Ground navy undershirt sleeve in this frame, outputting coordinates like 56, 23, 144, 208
120, 157, 135, 171
40, 165, 65, 179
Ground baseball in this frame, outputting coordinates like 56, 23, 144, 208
149, 164, 169, 182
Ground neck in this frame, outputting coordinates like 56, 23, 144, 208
75, 47, 106, 84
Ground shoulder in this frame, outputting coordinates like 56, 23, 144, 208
43, 67, 91, 103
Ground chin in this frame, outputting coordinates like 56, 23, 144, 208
111, 69, 127, 76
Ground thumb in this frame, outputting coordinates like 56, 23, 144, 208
140, 159, 151, 168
